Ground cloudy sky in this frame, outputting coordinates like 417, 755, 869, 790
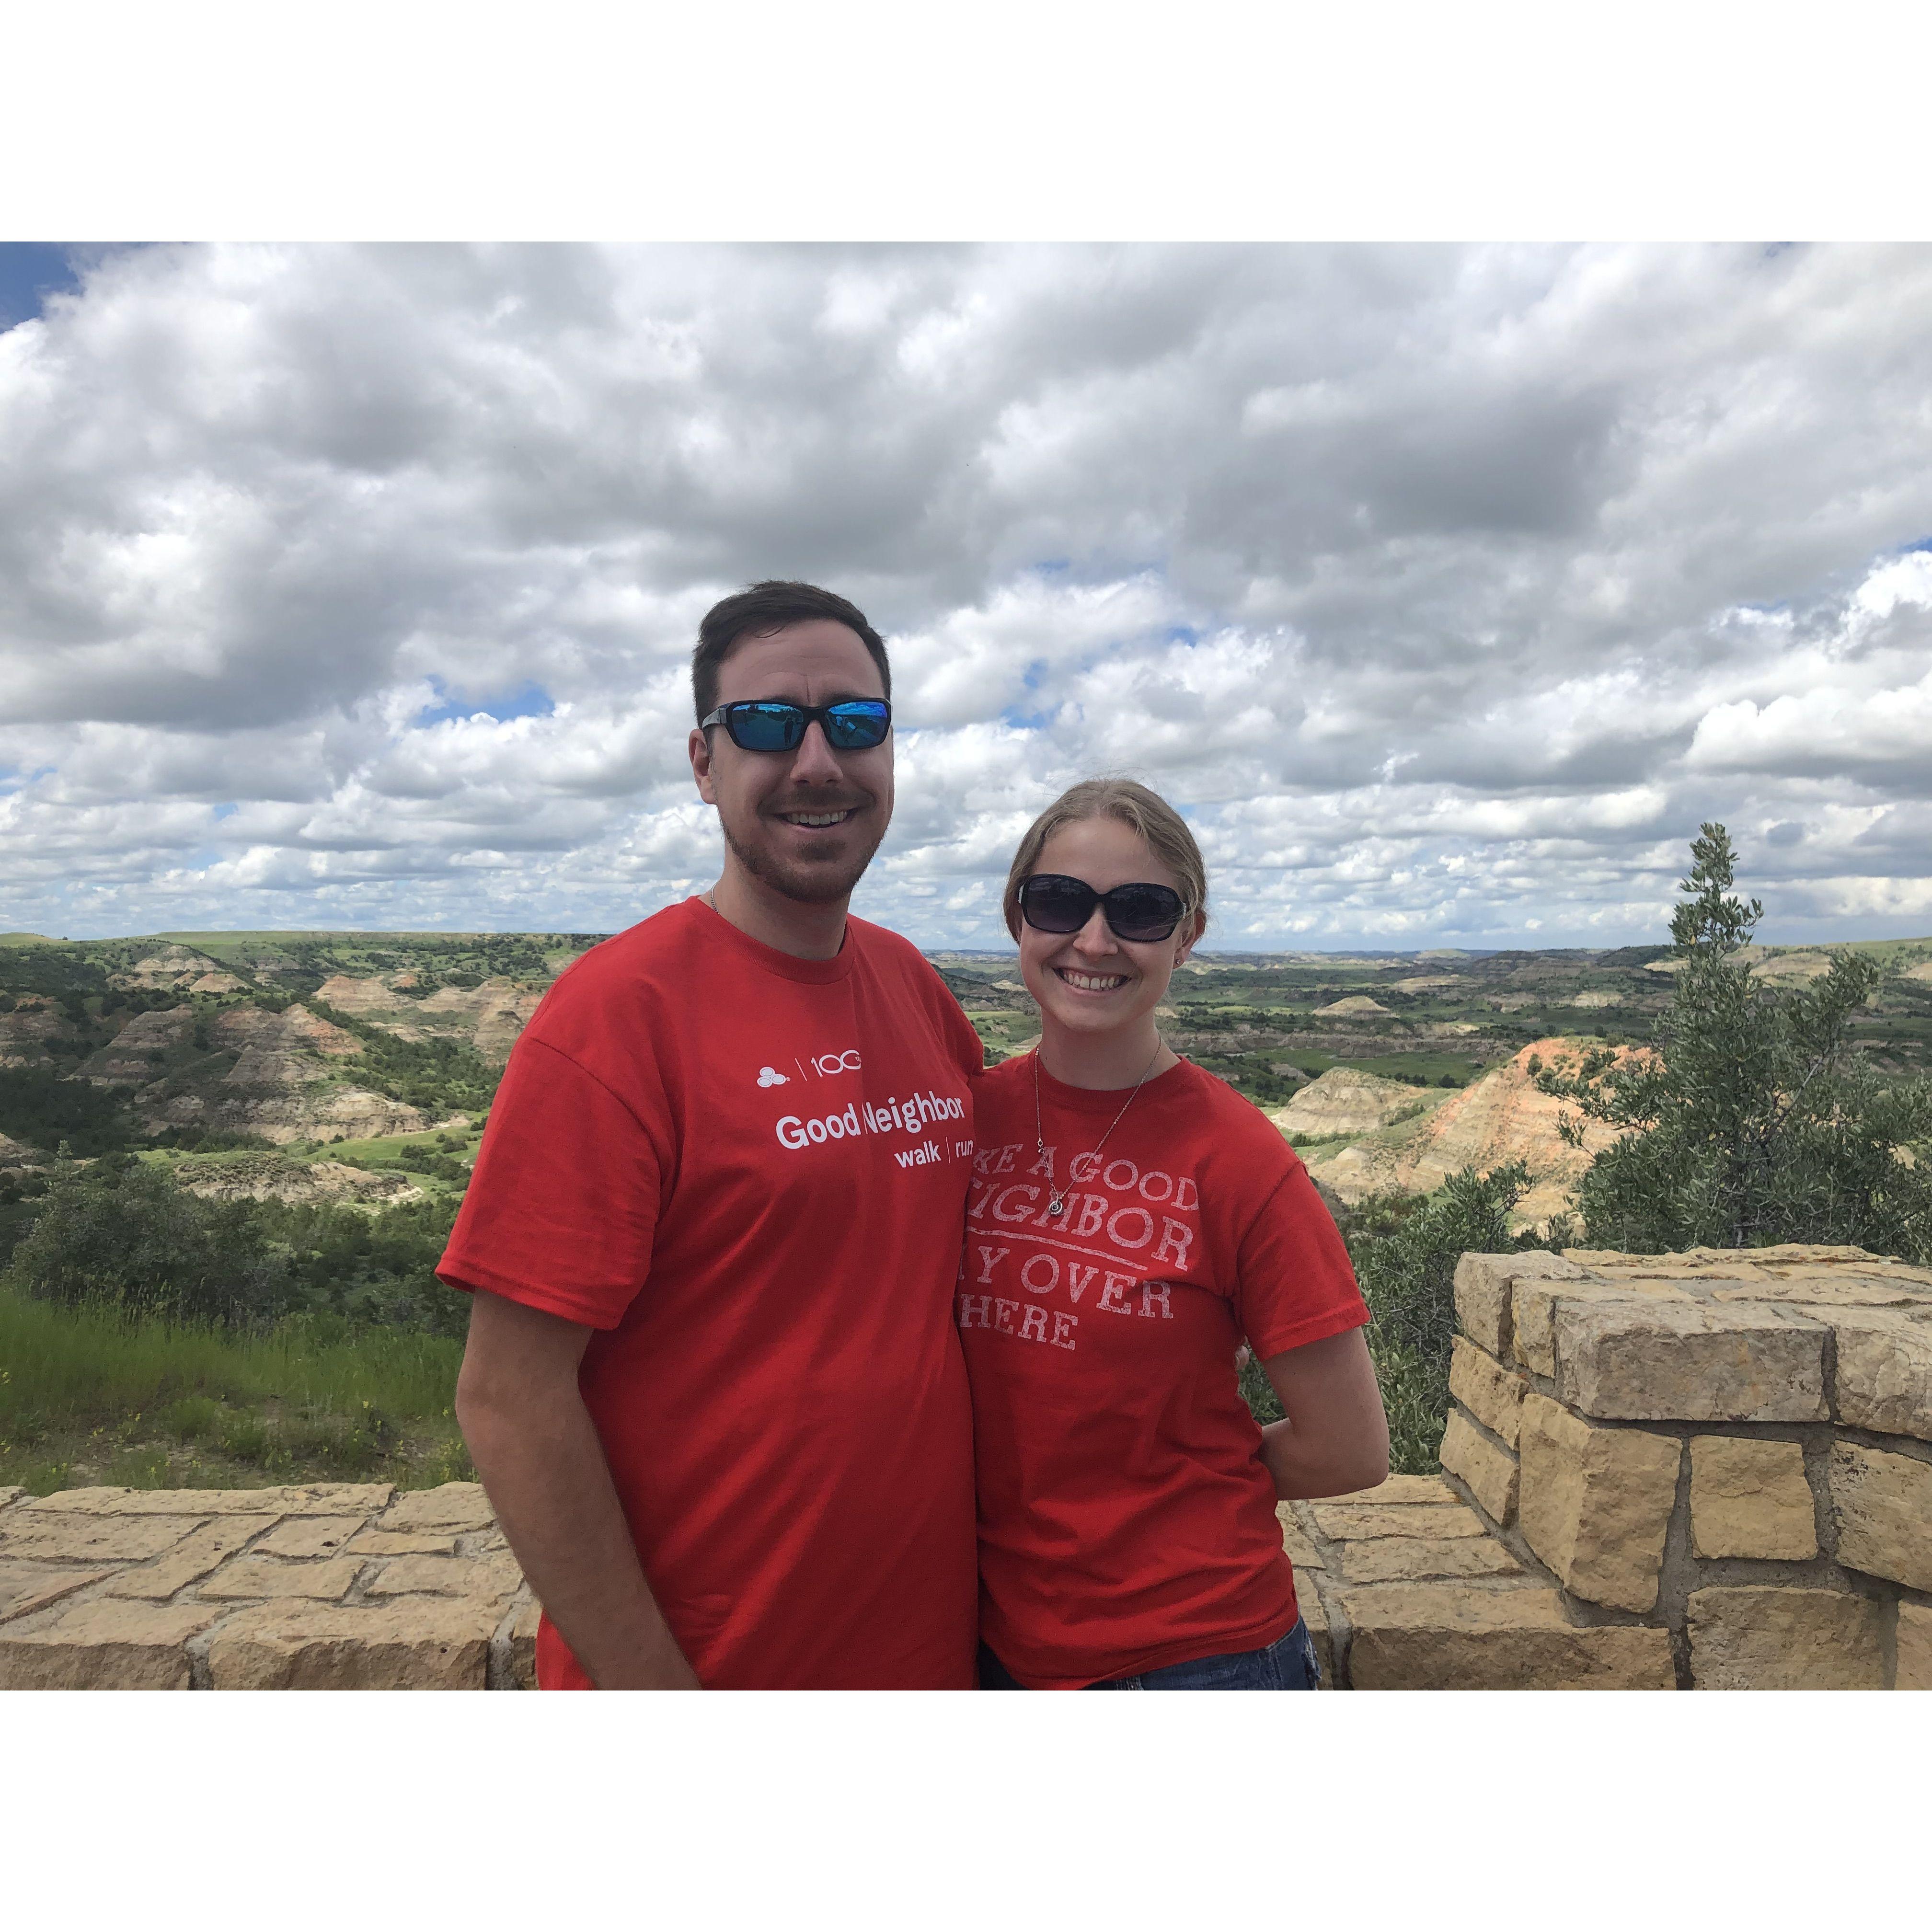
2, 241, 1930, 952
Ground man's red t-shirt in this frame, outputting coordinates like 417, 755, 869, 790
437, 899, 984, 1689
959, 1054, 1369, 1689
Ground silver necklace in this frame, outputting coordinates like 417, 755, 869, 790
1032, 1040, 1165, 1218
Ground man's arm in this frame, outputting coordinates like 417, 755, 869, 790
1254, 1325, 1391, 1501
455, 1288, 701, 1689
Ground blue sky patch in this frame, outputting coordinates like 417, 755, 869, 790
0, 244, 82, 331
416, 678, 554, 726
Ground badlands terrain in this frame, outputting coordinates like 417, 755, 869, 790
1, 925, 1929, 1228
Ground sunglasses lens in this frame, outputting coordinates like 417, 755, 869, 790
823, 702, 891, 749
728, 703, 805, 751
1021, 875, 1096, 933
1104, 885, 1185, 942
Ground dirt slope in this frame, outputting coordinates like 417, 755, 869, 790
1270, 1067, 1445, 1139
1300, 1037, 1625, 1229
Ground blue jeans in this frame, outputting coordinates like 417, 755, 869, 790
978, 1618, 1321, 1691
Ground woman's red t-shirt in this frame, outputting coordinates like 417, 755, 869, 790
959, 1054, 1368, 1689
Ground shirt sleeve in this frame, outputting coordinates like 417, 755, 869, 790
1231, 1158, 1371, 1359
436, 1034, 665, 1330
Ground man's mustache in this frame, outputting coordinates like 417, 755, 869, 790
762, 795, 875, 815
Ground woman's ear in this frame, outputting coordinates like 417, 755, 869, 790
1173, 911, 1207, 970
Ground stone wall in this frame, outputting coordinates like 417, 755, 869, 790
0, 1482, 537, 1689
1431, 1243, 1932, 1689
6, 1242, 1928, 1688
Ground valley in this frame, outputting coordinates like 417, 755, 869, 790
2, 925, 1930, 1237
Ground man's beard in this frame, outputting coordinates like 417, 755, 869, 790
721, 810, 886, 906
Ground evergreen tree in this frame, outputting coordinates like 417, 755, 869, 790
1540, 824, 1932, 1261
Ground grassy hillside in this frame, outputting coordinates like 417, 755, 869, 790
0, 1287, 470, 1495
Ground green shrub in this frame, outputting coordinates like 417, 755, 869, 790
1541, 825, 1932, 1261
8, 1157, 294, 1325
1239, 1168, 1549, 1475
1344, 1167, 1544, 1474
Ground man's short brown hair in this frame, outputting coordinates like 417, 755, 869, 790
692, 581, 892, 724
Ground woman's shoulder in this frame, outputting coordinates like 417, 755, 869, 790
971, 1053, 1034, 1100
1168, 1060, 1306, 1173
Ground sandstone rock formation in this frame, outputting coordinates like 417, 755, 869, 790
0, 1003, 71, 1067
1313, 995, 1390, 1017
312, 974, 542, 1066
77, 1007, 197, 1084
1300, 1037, 1624, 1227
109, 945, 231, 991
1270, 1067, 1443, 1139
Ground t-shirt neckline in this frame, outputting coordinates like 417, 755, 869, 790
1027, 1049, 1197, 1115
685, 895, 858, 985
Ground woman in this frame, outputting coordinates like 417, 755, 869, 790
960, 778, 1390, 1690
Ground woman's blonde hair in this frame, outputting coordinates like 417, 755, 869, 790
1001, 778, 1208, 942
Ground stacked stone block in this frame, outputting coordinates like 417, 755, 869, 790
0, 1483, 539, 1689
1277, 1476, 1674, 1689
1437, 1244, 1932, 1689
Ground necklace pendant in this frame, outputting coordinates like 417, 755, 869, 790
1046, 1192, 1067, 1217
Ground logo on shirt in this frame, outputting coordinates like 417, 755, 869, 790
757, 1048, 862, 1086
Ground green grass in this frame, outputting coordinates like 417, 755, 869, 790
0, 1286, 471, 1495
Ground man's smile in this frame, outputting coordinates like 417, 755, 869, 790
776, 807, 859, 828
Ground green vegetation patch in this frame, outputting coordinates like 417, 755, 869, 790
0, 1287, 470, 1495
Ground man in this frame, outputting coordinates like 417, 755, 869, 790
441, 581, 982, 1688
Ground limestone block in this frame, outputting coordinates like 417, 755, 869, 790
0, 1599, 223, 1689
1438, 1410, 1519, 1526
1555, 1298, 1827, 1422
0, 1511, 207, 1564
205, 1598, 498, 1689
1688, 1438, 1817, 1560
1513, 1276, 1693, 1378
1827, 1310, 1932, 1441
378, 1483, 495, 1532
1517, 1393, 1681, 1613
508, 1595, 540, 1690
1896, 1603, 1932, 1690
253, 1516, 367, 1559
1699, 1243, 1886, 1268
1274, 1510, 1324, 1570
1828, 1443, 1932, 1592
1318, 1474, 1458, 1506
102, 1516, 281, 1599
1711, 1276, 1932, 1309
196, 1555, 365, 1601
0, 1562, 113, 1622
343, 1528, 463, 1556
1453, 1251, 1587, 1358
363, 1553, 522, 1603
1309, 1502, 1489, 1541
1338, 1582, 1675, 1690
16, 1483, 390, 1517
1686, 1586, 1884, 1689
1449, 1336, 1528, 1447
0, 1487, 25, 1511
1334, 1535, 1524, 1584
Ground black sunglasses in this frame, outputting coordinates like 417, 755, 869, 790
699, 699, 892, 753
1018, 873, 1188, 944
